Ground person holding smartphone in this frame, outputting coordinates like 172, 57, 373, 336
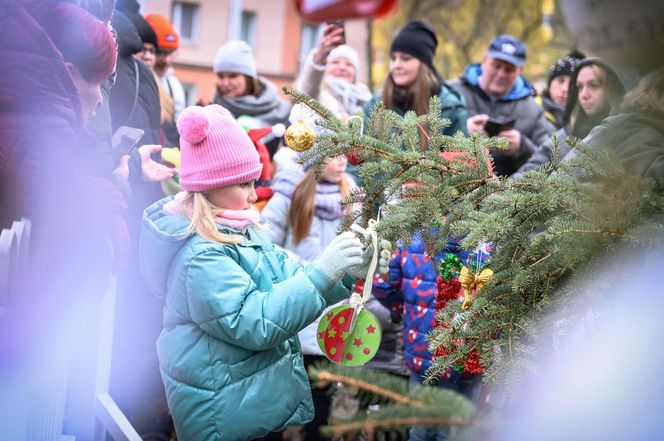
448, 35, 555, 177
278, 22, 372, 174
291, 22, 372, 122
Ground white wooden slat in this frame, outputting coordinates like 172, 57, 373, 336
95, 393, 141, 441
0, 227, 16, 300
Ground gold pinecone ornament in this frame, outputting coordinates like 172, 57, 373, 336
285, 120, 316, 152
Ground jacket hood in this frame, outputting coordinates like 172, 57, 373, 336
0, 0, 81, 128
462, 63, 534, 101
140, 196, 192, 298
112, 10, 143, 57
564, 57, 627, 129
272, 168, 303, 198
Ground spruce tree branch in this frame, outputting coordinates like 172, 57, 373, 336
283, 85, 339, 124
549, 228, 624, 237
325, 416, 474, 437
314, 370, 425, 408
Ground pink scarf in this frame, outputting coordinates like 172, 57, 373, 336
164, 192, 260, 233
214, 207, 260, 232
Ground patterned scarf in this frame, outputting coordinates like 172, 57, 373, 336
314, 182, 346, 221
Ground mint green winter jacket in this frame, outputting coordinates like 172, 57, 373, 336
140, 197, 355, 440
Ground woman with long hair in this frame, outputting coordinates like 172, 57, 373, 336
581, 66, 664, 178
514, 58, 626, 176
364, 20, 467, 141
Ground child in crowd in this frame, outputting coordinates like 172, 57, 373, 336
140, 104, 389, 441
373, 235, 490, 441
261, 155, 355, 438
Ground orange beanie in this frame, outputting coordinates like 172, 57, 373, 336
145, 13, 179, 50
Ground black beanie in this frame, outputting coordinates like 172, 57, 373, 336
115, 0, 158, 48
128, 13, 159, 48
390, 20, 438, 70
547, 50, 585, 87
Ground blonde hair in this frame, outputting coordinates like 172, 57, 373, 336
183, 192, 243, 244
289, 172, 352, 245
154, 71, 175, 124
622, 66, 664, 118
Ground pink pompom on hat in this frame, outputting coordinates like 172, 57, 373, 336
177, 104, 262, 191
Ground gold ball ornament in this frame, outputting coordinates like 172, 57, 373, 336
285, 120, 316, 152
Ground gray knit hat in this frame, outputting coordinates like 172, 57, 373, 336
213, 40, 257, 78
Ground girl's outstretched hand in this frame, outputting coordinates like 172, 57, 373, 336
316, 231, 364, 283
346, 236, 392, 279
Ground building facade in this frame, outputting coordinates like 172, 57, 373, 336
140, 0, 370, 106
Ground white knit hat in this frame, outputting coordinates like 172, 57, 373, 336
328, 44, 360, 76
213, 40, 257, 78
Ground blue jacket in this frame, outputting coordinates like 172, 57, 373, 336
140, 197, 355, 441
448, 64, 555, 177
372, 233, 475, 375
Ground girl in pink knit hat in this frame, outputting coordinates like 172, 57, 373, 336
139, 104, 390, 441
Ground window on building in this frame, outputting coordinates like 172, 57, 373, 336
299, 23, 321, 68
182, 83, 198, 107
240, 11, 256, 47
172, 1, 200, 43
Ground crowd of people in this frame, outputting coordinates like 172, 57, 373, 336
1, 1, 663, 441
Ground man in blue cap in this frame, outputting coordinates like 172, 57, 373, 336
449, 35, 554, 177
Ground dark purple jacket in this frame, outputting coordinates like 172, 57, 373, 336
0, 0, 126, 366
0, 0, 84, 226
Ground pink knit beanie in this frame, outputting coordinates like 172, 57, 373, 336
177, 104, 262, 191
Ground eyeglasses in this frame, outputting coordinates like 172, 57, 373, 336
140, 46, 157, 55
156, 48, 176, 57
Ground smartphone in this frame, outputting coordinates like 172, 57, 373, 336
112, 126, 145, 155
326, 20, 346, 44
485, 118, 516, 137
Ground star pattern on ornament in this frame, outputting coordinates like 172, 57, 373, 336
341, 331, 349, 340
367, 324, 376, 334
318, 331, 325, 340
353, 338, 363, 347
328, 328, 337, 338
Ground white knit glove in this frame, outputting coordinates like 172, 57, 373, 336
377, 239, 392, 274
345, 233, 392, 280
315, 232, 365, 283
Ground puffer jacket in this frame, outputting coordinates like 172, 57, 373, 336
573, 112, 664, 179
372, 232, 477, 375
449, 64, 555, 177
140, 197, 355, 441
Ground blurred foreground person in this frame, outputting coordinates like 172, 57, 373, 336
0, 1, 122, 437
